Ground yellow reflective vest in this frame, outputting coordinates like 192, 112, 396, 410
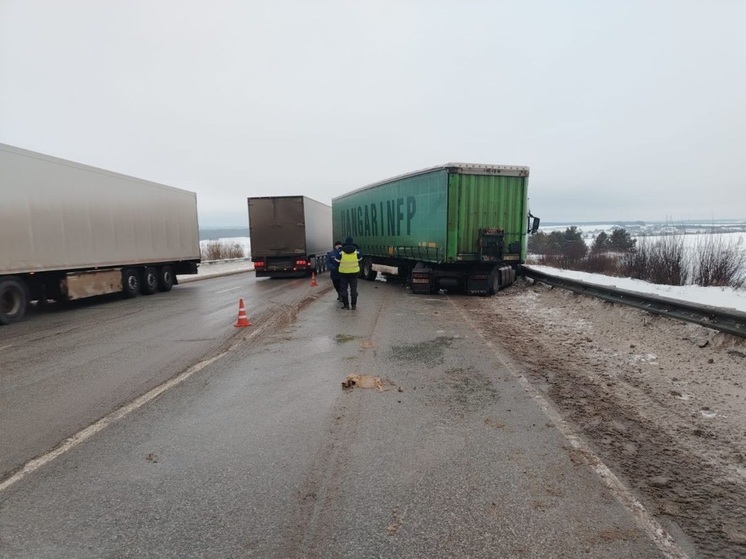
338, 251, 360, 274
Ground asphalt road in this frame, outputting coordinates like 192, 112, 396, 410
0, 269, 325, 480
0, 273, 673, 558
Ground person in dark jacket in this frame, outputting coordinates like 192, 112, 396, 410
334, 236, 362, 310
326, 240, 343, 301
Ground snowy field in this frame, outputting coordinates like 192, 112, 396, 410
540, 220, 746, 251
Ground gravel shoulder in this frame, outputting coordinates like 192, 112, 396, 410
458, 278, 746, 559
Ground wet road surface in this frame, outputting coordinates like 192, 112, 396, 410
0, 269, 323, 480
1, 275, 674, 558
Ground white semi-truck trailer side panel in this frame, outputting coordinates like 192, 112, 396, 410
0, 143, 200, 275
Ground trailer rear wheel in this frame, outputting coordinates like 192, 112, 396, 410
158, 266, 174, 292
122, 268, 139, 298
0, 278, 27, 325
141, 267, 158, 295
362, 257, 377, 281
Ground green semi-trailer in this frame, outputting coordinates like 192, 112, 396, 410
332, 163, 539, 295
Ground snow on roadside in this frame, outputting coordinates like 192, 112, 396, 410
528, 265, 746, 313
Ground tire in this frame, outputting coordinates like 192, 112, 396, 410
140, 267, 158, 295
121, 268, 139, 298
362, 257, 378, 281
0, 277, 28, 325
158, 266, 174, 292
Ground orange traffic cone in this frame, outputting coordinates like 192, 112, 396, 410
234, 298, 252, 327
310, 272, 318, 287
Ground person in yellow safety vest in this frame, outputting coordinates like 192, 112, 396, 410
334, 236, 362, 310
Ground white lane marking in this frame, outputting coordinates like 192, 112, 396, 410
0, 323, 268, 494
215, 286, 244, 294
448, 298, 692, 559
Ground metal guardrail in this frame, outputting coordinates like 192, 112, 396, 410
522, 266, 746, 338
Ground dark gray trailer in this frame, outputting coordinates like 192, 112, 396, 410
247, 196, 333, 278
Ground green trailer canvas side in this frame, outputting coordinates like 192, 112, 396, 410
332, 163, 538, 295
445, 171, 530, 264
333, 163, 534, 295
333, 168, 450, 264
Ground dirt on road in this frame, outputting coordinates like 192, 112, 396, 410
458, 278, 746, 559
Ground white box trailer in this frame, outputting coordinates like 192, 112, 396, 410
0, 143, 201, 324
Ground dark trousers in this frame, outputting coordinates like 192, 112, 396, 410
339, 274, 358, 307
331, 276, 341, 297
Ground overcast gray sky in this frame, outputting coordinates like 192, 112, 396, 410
2, 0, 744, 227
